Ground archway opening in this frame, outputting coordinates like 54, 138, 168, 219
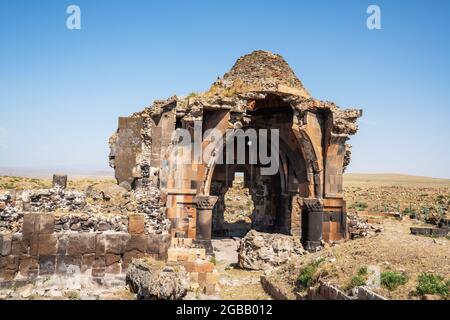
222, 172, 254, 237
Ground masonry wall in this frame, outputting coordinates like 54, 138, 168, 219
0, 213, 171, 282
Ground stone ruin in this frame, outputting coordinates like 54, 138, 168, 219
109, 50, 362, 251
0, 51, 361, 298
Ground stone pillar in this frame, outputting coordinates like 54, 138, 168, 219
302, 198, 323, 251
194, 196, 218, 241
52, 174, 67, 189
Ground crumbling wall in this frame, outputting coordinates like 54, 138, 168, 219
0, 213, 171, 282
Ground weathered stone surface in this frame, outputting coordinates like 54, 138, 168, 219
123, 250, 144, 270
38, 234, 58, 256
11, 233, 28, 255
0, 255, 19, 280
18, 255, 38, 278
52, 174, 68, 189
128, 214, 145, 235
126, 259, 189, 300
238, 230, 306, 270
81, 253, 95, 273
22, 214, 38, 237
38, 255, 56, 275
67, 233, 96, 255
1, 233, 12, 256
104, 232, 131, 254
105, 253, 121, 266
55, 255, 81, 274
91, 257, 106, 278
39, 214, 55, 234
126, 234, 147, 253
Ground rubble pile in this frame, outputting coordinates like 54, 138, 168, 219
54, 213, 128, 233
24, 188, 86, 212
347, 213, 383, 239
126, 259, 189, 300
0, 182, 170, 235
238, 229, 306, 270
0, 192, 21, 233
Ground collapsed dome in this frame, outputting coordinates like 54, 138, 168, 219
207, 50, 311, 98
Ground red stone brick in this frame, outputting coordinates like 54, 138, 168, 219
128, 214, 145, 235
38, 234, 58, 256
38, 214, 55, 234
105, 253, 121, 266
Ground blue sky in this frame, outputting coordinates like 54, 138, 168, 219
0, 0, 449, 177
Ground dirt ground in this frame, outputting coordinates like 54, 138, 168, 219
0, 175, 115, 191
211, 238, 271, 300
269, 217, 449, 300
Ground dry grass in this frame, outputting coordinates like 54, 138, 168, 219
0, 176, 115, 191
272, 219, 450, 300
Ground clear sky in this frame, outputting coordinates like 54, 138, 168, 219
0, 0, 449, 177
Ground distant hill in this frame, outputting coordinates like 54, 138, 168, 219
0, 167, 114, 179
344, 173, 450, 187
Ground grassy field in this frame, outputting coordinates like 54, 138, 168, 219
343, 174, 450, 221
344, 173, 450, 188
0, 175, 115, 191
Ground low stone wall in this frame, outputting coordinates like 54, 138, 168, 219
357, 286, 388, 300
260, 275, 292, 300
410, 227, 449, 237
260, 278, 388, 300
0, 213, 171, 282
306, 283, 353, 300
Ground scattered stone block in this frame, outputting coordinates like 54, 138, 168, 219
126, 259, 189, 300
52, 174, 68, 189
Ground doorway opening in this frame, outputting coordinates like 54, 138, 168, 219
222, 172, 255, 237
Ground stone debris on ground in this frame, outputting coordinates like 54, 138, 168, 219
238, 229, 306, 270
347, 213, 383, 239
0, 182, 171, 235
126, 259, 189, 300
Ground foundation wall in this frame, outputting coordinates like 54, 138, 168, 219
0, 213, 171, 282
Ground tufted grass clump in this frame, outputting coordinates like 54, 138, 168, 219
297, 258, 324, 289
380, 271, 408, 291
415, 273, 449, 298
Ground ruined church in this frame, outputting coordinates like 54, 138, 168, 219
109, 50, 362, 250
